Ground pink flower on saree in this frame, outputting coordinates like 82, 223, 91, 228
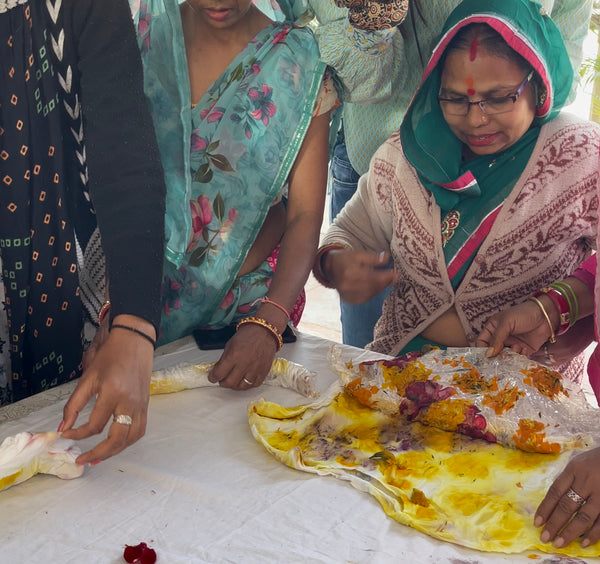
248, 85, 276, 126
188, 195, 213, 252
219, 290, 235, 310
191, 132, 208, 153
200, 106, 225, 124
161, 275, 181, 315
272, 25, 291, 44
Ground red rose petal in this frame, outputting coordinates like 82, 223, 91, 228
124, 542, 156, 564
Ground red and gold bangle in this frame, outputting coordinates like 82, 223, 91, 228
236, 316, 283, 351
535, 288, 570, 335
98, 300, 111, 325
312, 243, 352, 289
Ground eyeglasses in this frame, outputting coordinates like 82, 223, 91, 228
438, 71, 534, 117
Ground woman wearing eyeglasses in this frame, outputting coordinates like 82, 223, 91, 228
313, 0, 597, 385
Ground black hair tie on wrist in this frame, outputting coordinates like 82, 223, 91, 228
111, 323, 157, 350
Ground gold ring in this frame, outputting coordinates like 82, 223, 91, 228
113, 414, 133, 426
566, 487, 586, 506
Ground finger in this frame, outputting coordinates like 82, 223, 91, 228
581, 515, 600, 548
552, 493, 599, 548
358, 251, 391, 268
209, 353, 235, 383
536, 472, 573, 528
538, 484, 583, 543
61, 392, 115, 441
61, 376, 97, 432
75, 419, 134, 465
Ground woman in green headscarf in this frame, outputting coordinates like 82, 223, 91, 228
315, 0, 600, 548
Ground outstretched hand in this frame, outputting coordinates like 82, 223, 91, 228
535, 447, 600, 549
323, 249, 397, 304
59, 315, 155, 465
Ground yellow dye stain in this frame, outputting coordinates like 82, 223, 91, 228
336, 455, 359, 468
419, 426, 455, 453
447, 491, 518, 522
445, 452, 490, 480
334, 391, 379, 419
269, 429, 300, 451
488, 511, 527, 541
503, 447, 555, 471
415, 505, 439, 521
381, 451, 441, 487
418, 398, 470, 431
344, 422, 382, 453
527, 554, 540, 559
0, 470, 22, 491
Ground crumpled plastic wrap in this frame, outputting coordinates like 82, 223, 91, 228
151, 357, 319, 398
329, 346, 598, 453
0, 432, 83, 493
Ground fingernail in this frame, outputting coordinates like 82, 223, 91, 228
378, 251, 385, 262
57, 421, 64, 432
534, 516, 543, 527
485, 347, 494, 358
553, 537, 564, 548
89, 460, 101, 467
581, 538, 591, 548
540, 531, 550, 543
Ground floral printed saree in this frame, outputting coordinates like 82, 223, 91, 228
132, 0, 326, 344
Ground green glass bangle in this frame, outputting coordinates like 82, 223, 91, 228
549, 281, 578, 326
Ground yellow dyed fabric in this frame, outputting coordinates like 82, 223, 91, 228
249, 384, 600, 557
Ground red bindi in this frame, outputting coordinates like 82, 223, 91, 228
466, 77, 475, 97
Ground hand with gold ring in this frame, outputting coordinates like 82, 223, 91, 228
59, 314, 155, 465
535, 447, 600, 548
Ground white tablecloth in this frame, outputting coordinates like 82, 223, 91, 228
2, 332, 597, 563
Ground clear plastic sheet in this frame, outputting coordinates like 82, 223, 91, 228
329, 346, 599, 453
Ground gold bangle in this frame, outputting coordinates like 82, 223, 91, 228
98, 300, 111, 325
236, 316, 283, 351
528, 297, 556, 344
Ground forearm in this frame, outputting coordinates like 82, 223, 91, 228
72, 0, 166, 330
256, 211, 323, 331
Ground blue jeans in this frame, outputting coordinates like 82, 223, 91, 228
330, 130, 390, 348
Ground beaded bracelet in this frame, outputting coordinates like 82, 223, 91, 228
236, 316, 283, 351
535, 288, 570, 335
251, 297, 290, 320
111, 323, 157, 349
98, 300, 111, 325
549, 281, 578, 326
312, 243, 352, 289
528, 297, 556, 344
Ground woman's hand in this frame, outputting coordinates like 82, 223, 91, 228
208, 324, 278, 389
334, 0, 409, 31
322, 249, 397, 304
59, 315, 155, 465
476, 299, 552, 357
535, 447, 600, 549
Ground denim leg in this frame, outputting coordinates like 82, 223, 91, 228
330, 130, 391, 348
330, 129, 361, 223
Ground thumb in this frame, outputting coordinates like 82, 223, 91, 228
360, 251, 391, 268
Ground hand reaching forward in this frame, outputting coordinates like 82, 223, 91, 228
535, 447, 600, 549
476, 299, 552, 357
322, 249, 398, 304
208, 322, 279, 390
59, 315, 155, 465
